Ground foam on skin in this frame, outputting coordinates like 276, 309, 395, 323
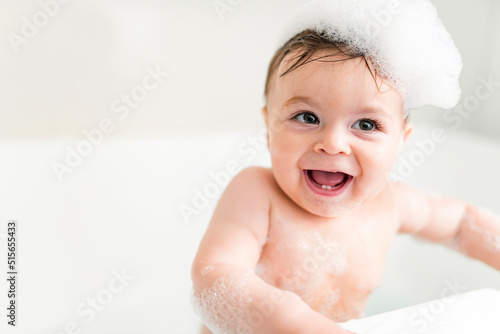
317, 286, 341, 318
201, 265, 216, 276
270, 230, 349, 319
333, 303, 366, 323
310, 190, 371, 218
191, 271, 253, 334
456, 208, 500, 254
277, 230, 349, 276
277, 0, 462, 111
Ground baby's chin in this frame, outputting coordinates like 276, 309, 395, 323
298, 193, 367, 218
296, 178, 388, 218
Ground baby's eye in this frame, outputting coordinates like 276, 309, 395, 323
294, 112, 319, 125
353, 119, 380, 131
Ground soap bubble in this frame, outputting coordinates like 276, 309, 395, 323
277, 0, 462, 111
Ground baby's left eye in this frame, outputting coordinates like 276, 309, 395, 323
353, 119, 379, 131
294, 112, 319, 125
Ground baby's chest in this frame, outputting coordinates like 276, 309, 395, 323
256, 218, 397, 296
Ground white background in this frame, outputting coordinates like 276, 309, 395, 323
0, 1, 499, 333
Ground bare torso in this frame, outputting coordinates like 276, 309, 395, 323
253, 169, 399, 322
201, 168, 401, 333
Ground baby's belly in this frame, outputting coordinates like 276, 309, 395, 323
255, 231, 385, 322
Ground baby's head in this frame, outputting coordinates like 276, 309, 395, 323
260, 0, 462, 218
262, 29, 412, 217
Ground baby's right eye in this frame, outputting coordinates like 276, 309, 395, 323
294, 112, 319, 125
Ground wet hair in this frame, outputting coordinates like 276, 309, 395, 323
263, 29, 410, 122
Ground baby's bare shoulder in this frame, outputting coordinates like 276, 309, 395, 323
369, 181, 418, 221
234, 166, 274, 182
192, 167, 275, 276
384, 180, 432, 233
385, 180, 427, 207
211, 166, 273, 230
229, 166, 276, 194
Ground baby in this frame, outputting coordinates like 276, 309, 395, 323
191, 0, 500, 333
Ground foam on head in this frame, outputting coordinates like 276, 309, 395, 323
277, 0, 462, 111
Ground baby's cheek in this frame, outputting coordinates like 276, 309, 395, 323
363, 152, 393, 179
366, 144, 399, 177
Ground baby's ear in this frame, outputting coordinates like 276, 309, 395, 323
397, 122, 414, 155
261, 106, 270, 149
261, 106, 269, 126
403, 122, 414, 143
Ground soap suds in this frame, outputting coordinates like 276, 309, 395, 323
277, 0, 462, 111
201, 264, 216, 276
191, 271, 253, 334
275, 230, 348, 314
456, 209, 500, 254
317, 286, 341, 318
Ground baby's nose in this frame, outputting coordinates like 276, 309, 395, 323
313, 128, 352, 155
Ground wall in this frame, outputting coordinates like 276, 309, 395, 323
0, 0, 498, 139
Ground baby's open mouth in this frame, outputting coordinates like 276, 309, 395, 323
306, 169, 351, 190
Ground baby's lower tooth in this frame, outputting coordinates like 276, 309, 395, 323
321, 185, 332, 190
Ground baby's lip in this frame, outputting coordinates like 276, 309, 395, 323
302, 168, 352, 177
305, 170, 351, 185
303, 169, 353, 195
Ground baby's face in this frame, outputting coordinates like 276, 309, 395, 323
263, 51, 412, 218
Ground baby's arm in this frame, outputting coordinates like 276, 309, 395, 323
191, 167, 353, 334
393, 182, 500, 270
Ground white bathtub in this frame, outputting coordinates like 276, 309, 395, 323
0, 125, 499, 333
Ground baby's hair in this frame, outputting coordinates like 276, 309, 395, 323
264, 29, 376, 98
263, 29, 410, 122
